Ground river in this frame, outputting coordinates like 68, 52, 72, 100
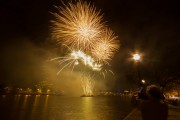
0, 95, 134, 120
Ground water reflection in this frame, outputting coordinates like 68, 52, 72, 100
30, 95, 40, 120
0, 95, 133, 120
19, 95, 29, 120
83, 97, 94, 120
41, 95, 49, 120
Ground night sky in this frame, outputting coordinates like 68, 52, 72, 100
0, 0, 180, 91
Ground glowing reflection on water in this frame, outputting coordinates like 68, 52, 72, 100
41, 95, 49, 120
0, 95, 133, 120
83, 97, 94, 119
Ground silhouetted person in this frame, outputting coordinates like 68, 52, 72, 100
139, 84, 168, 120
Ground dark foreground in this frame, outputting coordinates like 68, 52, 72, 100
0, 95, 134, 120
123, 105, 180, 120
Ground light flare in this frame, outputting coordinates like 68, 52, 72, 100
133, 54, 140, 61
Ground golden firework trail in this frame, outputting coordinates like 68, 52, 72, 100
81, 74, 94, 96
50, 1, 120, 96
100, 68, 115, 79
51, 0, 104, 51
50, 54, 78, 75
50, 49, 102, 75
91, 28, 120, 64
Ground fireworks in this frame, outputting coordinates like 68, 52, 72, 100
50, 0, 120, 96
50, 50, 102, 75
51, 0, 104, 51
100, 68, 115, 79
92, 28, 119, 64
52, 0, 119, 64
81, 75, 94, 96
50, 54, 78, 75
71, 50, 102, 70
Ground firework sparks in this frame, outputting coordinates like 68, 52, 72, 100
101, 69, 115, 79
50, 50, 102, 75
81, 74, 94, 96
71, 50, 102, 70
91, 28, 120, 64
50, 55, 78, 75
51, 0, 104, 51
50, 0, 120, 97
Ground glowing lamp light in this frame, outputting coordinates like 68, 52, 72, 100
141, 80, 145, 84
133, 54, 140, 61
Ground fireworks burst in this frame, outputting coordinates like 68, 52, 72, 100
50, 50, 102, 75
51, 0, 104, 51
71, 50, 102, 70
91, 28, 120, 64
50, 54, 78, 75
50, 0, 120, 96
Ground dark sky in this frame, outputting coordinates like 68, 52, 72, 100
0, 0, 180, 90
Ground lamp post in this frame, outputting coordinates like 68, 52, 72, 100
133, 53, 144, 99
133, 54, 141, 85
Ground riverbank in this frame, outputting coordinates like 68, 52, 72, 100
123, 104, 180, 120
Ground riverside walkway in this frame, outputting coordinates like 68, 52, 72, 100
123, 104, 180, 120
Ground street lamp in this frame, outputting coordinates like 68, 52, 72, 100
132, 53, 142, 88
133, 54, 140, 61
141, 79, 145, 84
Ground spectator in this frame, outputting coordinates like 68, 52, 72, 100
139, 84, 168, 120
